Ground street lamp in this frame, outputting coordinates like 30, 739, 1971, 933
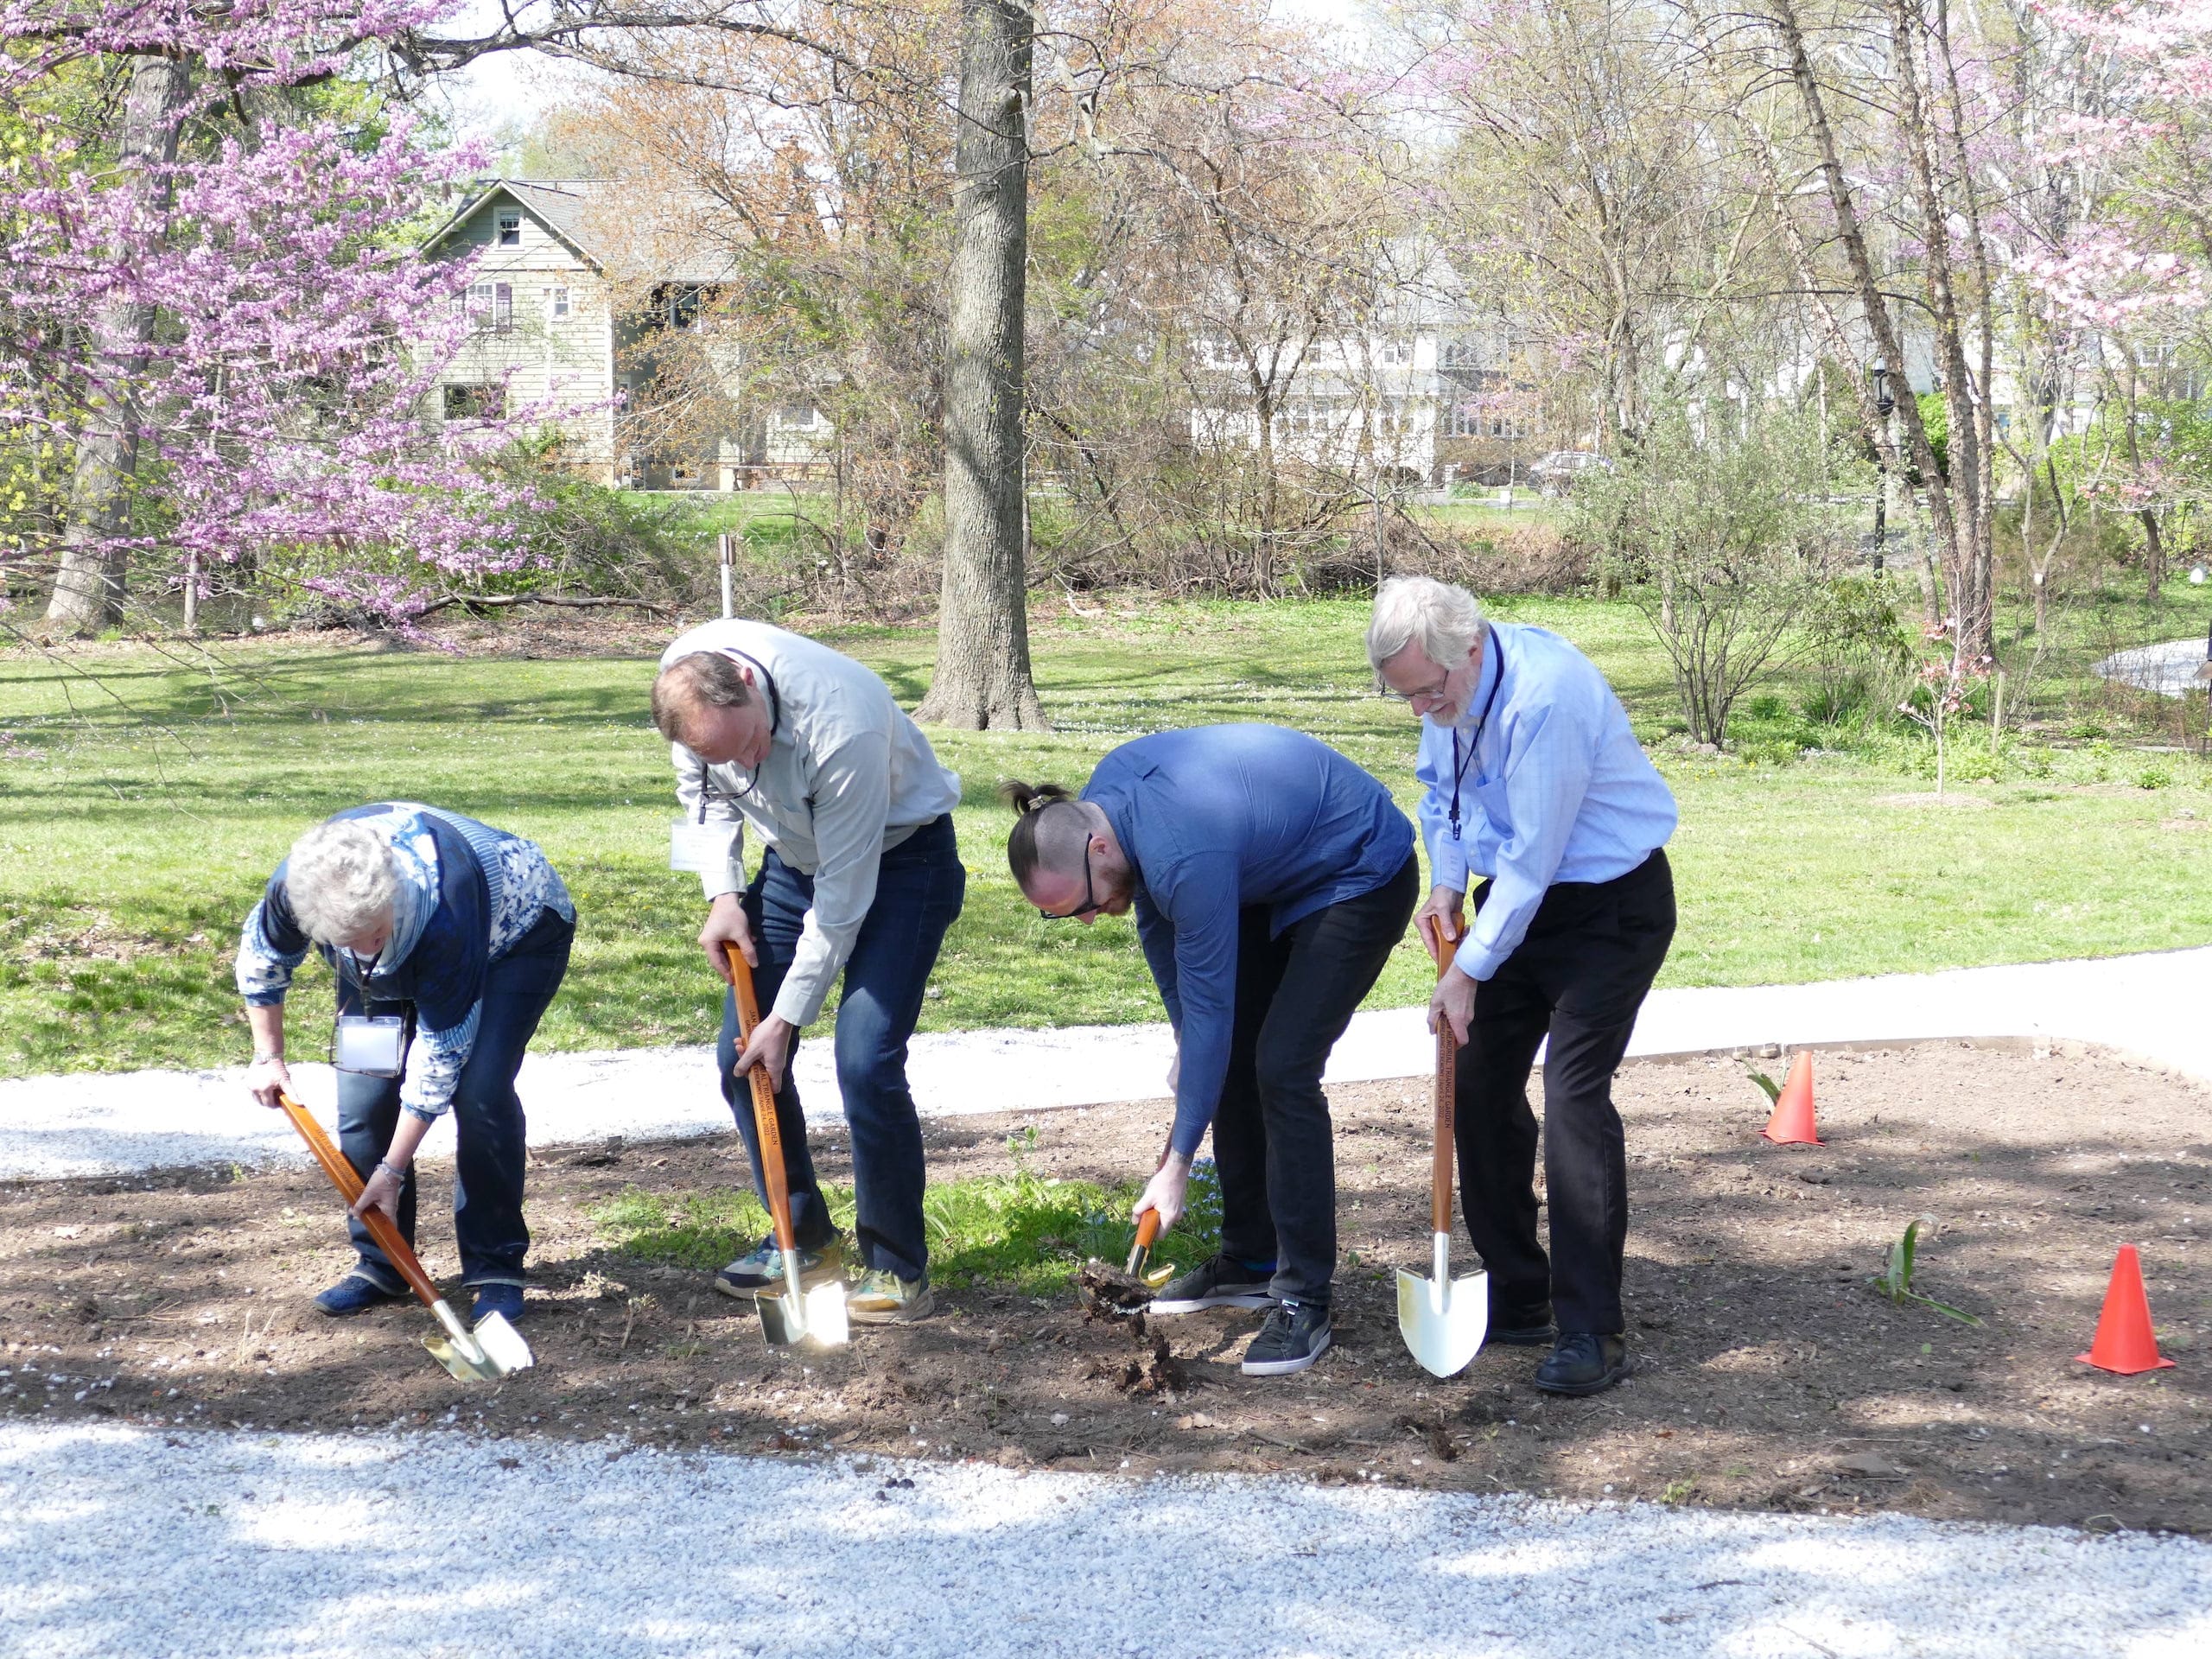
1867, 364, 1896, 575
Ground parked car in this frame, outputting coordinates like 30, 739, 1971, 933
1530, 449, 1615, 495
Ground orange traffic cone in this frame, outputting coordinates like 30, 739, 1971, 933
1759, 1051, 1822, 1146
2077, 1243, 2176, 1375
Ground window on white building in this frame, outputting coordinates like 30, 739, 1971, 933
466, 283, 513, 335
776, 404, 820, 429
444, 384, 506, 421
1378, 339, 1413, 366
549, 286, 570, 320
496, 209, 522, 247
1198, 336, 1240, 370
1446, 402, 1516, 439
1272, 398, 1343, 439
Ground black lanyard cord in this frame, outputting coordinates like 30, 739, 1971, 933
1446, 635, 1506, 844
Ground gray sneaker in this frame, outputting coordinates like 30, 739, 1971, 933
1149, 1253, 1274, 1315
715, 1235, 846, 1301
848, 1268, 935, 1325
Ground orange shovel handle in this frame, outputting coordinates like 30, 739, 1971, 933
1421, 916, 1459, 1236
1133, 1208, 1161, 1255
275, 1092, 445, 1314
726, 943, 798, 1255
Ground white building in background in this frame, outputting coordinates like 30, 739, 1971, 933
421, 179, 835, 490
1183, 250, 1535, 487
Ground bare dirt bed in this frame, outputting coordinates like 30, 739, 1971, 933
3, 1042, 2208, 1533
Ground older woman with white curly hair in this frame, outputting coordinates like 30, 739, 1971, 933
237, 804, 575, 1322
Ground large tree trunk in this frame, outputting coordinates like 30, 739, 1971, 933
917, 0, 1048, 730
44, 54, 192, 637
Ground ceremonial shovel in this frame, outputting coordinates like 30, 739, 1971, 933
1395, 918, 1490, 1377
724, 944, 849, 1349
276, 1093, 533, 1382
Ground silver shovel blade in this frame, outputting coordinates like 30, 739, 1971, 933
1396, 1265, 1490, 1379
758, 1281, 850, 1348
422, 1300, 533, 1382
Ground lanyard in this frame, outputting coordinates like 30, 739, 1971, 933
1446, 637, 1506, 843
697, 648, 783, 817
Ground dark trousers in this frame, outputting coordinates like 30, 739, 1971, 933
718, 812, 966, 1283
1454, 849, 1675, 1336
1212, 854, 1420, 1308
339, 907, 574, 1291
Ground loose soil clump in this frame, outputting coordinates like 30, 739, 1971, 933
3, 1042, 2207, 1532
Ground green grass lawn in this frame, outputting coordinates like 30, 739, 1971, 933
3, 594, 2208, 1079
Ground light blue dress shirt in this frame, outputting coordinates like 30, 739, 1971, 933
1415, 622, 1677, 982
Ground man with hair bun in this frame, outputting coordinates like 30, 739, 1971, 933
237, 805, 574, 1320
1003, 724, 1417, 1377
652, 620, 964, 1324
1368, 575, 1677, 1397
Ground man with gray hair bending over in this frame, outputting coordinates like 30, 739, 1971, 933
1370, 576, 1677, 1396
653, 621, 964, 1324
238, 805, 575, 1322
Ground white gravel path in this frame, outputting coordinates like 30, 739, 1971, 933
3, 946, 2206, 1180
2094, 636, 2212, 698
2, 1421, 2206, 1659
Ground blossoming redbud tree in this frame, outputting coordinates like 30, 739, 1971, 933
1, 0, 542, 635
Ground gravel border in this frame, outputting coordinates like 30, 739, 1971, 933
3, 1422, 2207, 1658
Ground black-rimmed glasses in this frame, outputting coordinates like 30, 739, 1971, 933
1038, 850, 1103, 920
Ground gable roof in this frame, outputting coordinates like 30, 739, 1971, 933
423, 179, 741, 284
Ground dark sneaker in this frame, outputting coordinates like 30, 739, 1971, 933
848, 1268, 934, 1325
1242, 1299, 1332, 1376
471, 1283, 524, 1324
1149, 1254, 1274, 1315
1491, 1302, 1555, 1347
1535, 1332, 1630, 1396
715, 1235, 846, 1301
315, 1274, 404, 1317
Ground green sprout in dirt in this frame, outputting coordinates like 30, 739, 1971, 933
1872, 1218, 1982, 1325
1746, 1066, 1780, 1103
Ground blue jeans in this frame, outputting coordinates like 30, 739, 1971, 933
338, 906, 574, 1291
718, 813, 966, 1281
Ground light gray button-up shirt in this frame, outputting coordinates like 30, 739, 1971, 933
662, 620, 962, 1027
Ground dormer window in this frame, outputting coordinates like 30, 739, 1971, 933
497, 209, 522, 247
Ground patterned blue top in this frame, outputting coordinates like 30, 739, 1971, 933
235, 804, 575, 1121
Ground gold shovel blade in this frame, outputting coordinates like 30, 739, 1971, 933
758, 1281, 850, 1348
1396, 1265, 1490, 1379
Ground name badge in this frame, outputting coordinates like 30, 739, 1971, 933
671, 819, 741, 874
334, 1014, 406, 1077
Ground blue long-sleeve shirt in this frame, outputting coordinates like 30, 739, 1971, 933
1083, 725, 1414, 1157
1416, 622, 1677, 982
235, 804, 573, 1121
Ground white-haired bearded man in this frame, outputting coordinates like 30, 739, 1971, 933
1369, 575, 1677, 1396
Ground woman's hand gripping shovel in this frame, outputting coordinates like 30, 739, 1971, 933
1396, 918, 1489, 1377
275, 1093, 532, 1382
724, 943, 849, 1349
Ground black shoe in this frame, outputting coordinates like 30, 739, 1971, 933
1490, 1303, 1555, 1347
1242, 1299, 1332, 1376
1534, 1332, 1630, 1396
1149, 1253, 1274, 1315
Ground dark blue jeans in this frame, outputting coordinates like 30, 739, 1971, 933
338, 906, 574, 1292
718, 812, 965, 1282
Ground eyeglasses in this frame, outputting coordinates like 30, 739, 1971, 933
1383, 677, 1451, 708
1038, 849, 1103, 920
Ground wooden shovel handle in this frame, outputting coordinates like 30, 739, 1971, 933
725, 942, 797, 1255
1421, 916, 1459, 1236
276, 1093, 444, 1313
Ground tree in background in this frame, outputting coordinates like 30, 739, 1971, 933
1571, 400, 1861, 745
1, 0, 541, 636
